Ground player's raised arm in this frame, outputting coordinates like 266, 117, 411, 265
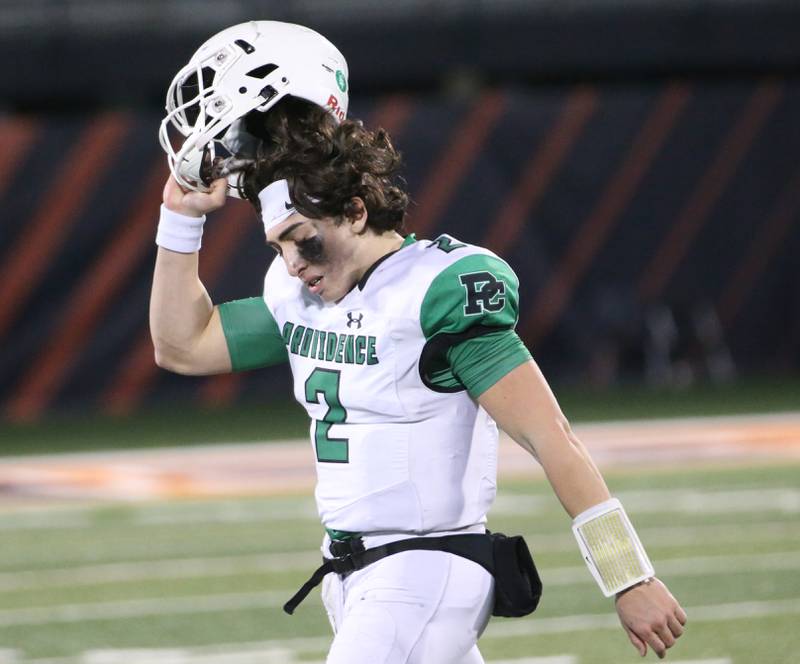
152, 21, 349, 378
149, 175, 232, 375
477, 364, 687, 659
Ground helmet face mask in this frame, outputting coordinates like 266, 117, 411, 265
159, 21, 349, 193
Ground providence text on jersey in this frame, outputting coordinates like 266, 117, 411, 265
282, 321, 379, 365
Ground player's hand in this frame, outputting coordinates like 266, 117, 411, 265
163, 175, 227, 218
615, 578, 686, 659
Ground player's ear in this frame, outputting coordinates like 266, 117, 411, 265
344, 197, 368, 234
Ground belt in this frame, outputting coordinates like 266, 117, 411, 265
283, 533, 495, 615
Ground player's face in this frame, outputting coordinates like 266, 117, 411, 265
266, 214, 364, 302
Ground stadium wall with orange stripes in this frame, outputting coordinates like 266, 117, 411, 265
1, 79, 798, 422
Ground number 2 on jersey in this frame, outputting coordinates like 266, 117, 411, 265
304, 368, 349, 463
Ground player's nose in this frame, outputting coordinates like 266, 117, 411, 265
285, 252, 307, 278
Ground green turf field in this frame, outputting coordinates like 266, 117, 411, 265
1, 462, 798, 663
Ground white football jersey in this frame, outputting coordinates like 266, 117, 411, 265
262, 234, 521, 534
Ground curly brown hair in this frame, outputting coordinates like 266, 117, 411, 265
235, 97, 409, 234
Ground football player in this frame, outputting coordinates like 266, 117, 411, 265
152, 20, 686, 664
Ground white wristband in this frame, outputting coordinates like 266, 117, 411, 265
155, 204, 206, 253
572, 498, 655, 597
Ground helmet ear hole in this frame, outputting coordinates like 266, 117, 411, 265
258, 85, 278, 105
247, 64, 279, 79
235, 39, 255, 54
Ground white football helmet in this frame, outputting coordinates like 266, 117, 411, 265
158, 21, 349, 193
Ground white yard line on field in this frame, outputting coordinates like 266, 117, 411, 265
24, 647, 306, 664
543, 550, 800, 586
2, 568, 800, 629
509, 520, 800, 555
0, 514, 92, 531
0, 591, 295, 628
0, 551, 321, 591
482, 598, 800, 638
1, 484, 798, 534
4, 594, 792, 660
64, 647, 297, 664
11, 653, 736, 664
26, 637, 336, 663
493, 487, 800, 516
15, 652, 586, 664
668, 660, 732, 664
490, 658, 577, 664
2, 540, 799, 593
0, 545, 798, 593
0, 499, 320, 531
2, 513, 796, 577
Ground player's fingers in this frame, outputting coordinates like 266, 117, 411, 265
204, 178, 228, 209
645, 631, 668, 660
668, 614, 685, 638
177, 179, 227, 216
209, 177, 227, 197
624, 625, 647, 657
675, 605, 688, 626
654, 622, 676, 650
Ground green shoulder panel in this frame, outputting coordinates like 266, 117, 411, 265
218, 297, 288, 372
419, 253, 521, 392
420, 253, 520, 339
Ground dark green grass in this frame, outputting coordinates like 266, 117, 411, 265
0, 463, 799, 662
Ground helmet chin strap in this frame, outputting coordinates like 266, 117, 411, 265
175, 140, 247, 199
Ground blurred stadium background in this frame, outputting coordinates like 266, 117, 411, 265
0, 1, 799, 662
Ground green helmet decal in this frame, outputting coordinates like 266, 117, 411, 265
336, 69, 347, 93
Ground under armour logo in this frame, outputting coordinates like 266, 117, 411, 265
284, 201, 293, 210
346, 312, 363, 329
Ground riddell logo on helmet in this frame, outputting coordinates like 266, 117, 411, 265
327, 95, 346, 121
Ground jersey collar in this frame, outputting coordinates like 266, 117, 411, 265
356, 233, 417, 291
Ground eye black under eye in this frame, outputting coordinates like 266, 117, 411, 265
296, 236, 324, 262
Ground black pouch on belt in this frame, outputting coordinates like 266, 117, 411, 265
284, 530, 542, 618
487, 531, 542, 617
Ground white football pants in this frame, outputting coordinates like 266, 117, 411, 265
322, 548, 494, 664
